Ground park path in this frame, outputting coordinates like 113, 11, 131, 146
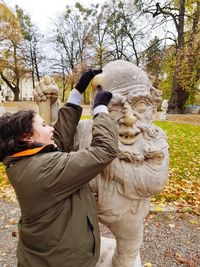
0, 196, 200, 267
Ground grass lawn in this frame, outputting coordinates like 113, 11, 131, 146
0, 120, 199, 213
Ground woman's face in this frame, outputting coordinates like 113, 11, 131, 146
30, 114, 55, 145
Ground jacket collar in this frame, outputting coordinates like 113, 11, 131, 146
3, 144, 60, 167
12, 145, 48, 157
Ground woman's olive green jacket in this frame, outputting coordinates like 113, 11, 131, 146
4, 104, 118, 267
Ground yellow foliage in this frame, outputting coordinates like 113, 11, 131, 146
0, 3, 22, 42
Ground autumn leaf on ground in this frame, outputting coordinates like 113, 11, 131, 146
188, 220, 198, 225
175, 253, 197, 267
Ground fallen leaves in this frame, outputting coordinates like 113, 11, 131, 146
162, 248, 198, 267
0, 169, 16, 202
0, 205, 19, 243
153, 206, 164, 212
175, 253, 197, 267
188, 220, 198, 225
0, 215, 5, 221
12, 231, 18, 237
9, 218, 17, 225
162, 247, 198, 267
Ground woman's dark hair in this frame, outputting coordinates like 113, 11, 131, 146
0, 110, 37, 161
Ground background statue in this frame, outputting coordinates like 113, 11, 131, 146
34, 60, 169, 267
159, 99, 168, 121
74, 60, 169, 267
0, 88, 5, 116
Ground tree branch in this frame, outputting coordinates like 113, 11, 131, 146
144, 2, 179, 33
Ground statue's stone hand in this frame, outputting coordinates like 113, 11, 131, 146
143, 144, 164, 164
33, 76, 59, 105
118, 151, 144, 166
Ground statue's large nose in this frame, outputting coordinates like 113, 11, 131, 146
124, 113, 137, 126
123, 103, 137, 126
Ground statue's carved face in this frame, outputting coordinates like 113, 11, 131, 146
108, 92, 153, 145
91, 60, 161, 147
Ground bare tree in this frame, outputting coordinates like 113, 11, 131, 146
98, 0, 151, 65
91, 4, 111, 68
15, 5, 44, 88
50, 3, 97, 103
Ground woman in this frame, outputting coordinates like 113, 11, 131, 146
0, 70, 118, 267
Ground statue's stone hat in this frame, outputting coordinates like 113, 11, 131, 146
92, 60, 152, 97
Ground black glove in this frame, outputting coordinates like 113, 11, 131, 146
75, 69, 102, 94
94, 90, 112, 108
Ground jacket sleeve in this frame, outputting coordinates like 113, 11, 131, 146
53, 103, 82, 152
43, 113, 119, 201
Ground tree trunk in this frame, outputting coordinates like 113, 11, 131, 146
30, 42, 35, 89
62, 87, 66, 102
0, 72, 20, 101
168, 74, 189, 113
170, 1, 200, 113
31, 70, 35, 89
34, 50, 40, 82
83, 91, 87, 105
13, 86, 20, 101
168, 0, 186, 114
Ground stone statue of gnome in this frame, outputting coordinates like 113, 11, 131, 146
0, 89, 5, 116
160, 99, 169, 121
34, 61, 169, 267
74, 60, 169, 267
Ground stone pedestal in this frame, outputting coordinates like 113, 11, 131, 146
96, 237, 142, 267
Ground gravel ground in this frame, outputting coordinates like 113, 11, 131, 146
0, 200, 199, 267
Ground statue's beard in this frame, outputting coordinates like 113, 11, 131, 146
98, 126, 165, 200
118, 123, 163, 162
89, 123, 168, 210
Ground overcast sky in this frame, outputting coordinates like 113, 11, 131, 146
5, 0, 106, 32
